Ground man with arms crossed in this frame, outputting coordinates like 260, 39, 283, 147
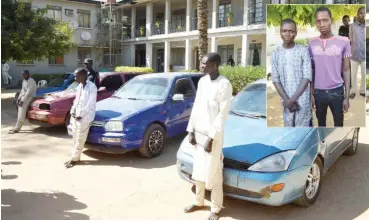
184, 53, 233, 220
349, 7, 366, 98
309, 7, 351, 127
65, 68, 97, 168
271, 18, 312, 127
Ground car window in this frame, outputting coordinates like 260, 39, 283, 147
100, 75, 123, 91
173, 78, 194, 98
230, 83, 266, 117
124, 74, 137, 83
191, 76, 201, 89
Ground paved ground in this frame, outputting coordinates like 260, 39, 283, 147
266, 81, 367, 127
2, 90, 369, 220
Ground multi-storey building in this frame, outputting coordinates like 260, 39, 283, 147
117, 0, 367, 72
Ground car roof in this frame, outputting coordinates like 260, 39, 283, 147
136, 72, 203, 80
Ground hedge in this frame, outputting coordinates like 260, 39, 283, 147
115, 66, 153, 73
180, 65, 266, 94
366, 74, 369, 92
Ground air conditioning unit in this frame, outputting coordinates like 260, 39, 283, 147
65, 9, 74, 16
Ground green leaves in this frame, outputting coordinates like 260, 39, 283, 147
1, 0, 74, 62
114, 66, 154, 73
267, 4, 365, 27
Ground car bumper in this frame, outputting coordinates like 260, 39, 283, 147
67, 127, 142, 153
28, 110, 65, 126
176, 149, 310, 206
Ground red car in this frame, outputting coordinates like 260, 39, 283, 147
27, 72, 142, 128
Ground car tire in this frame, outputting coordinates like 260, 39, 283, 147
344, 128, 359, 156
65, 112, 71, 129
294, 157, 323, 207
138, 124, 166, 158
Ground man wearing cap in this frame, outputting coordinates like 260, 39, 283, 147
83, 58, 99, 89
9, 70, 37, 134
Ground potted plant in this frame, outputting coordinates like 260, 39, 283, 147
177, 25, 182, 31
227, 12, 233, 26
155, 21, 161, 29
140, 26, 145, 36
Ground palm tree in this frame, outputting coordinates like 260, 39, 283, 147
197, 0, 208, 67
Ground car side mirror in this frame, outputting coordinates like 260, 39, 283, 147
172, 93, 184, 102
98, 86, 106, 92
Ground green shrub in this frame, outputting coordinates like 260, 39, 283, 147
115, 66, 153, 73
31, 73, 65, 83
220, 65, 265, 94
366, 75, 369, 91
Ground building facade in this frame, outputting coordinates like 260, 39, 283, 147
6, 0, 102, 85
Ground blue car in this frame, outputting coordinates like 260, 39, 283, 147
176, 79, 359, 207
79, 72, 204, 158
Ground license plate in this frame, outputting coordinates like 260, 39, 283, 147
102, 137, 121, 143
36, 115, 47, 120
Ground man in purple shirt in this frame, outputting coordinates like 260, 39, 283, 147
308, 7, 351, 127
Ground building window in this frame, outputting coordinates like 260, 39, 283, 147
47, 6, 62, 21
249, 43, 262, 66
249, 0, 264, 25
218, 45, 234, 66
171, 48, 185, 66
77, 47, 91, 64
49, 56, 64, 65
218, 1, 232, 28
77, 10, 91, 28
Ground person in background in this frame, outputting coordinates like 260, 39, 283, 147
271, 18, 312, 127
339, 15, 350, 38
227, 55, 235, 67
309, 7, 351, 127
65, 68, 97, 168
2, 61, 12, 85
184, 53, 233, 220
9, 70, 37, 134
169, 64, 173, 72
349, 7, 366, 98
83, 58, 99, 89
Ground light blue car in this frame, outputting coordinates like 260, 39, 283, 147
176, 79, 359, 207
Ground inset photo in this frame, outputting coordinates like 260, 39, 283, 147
266, 4, 366, 127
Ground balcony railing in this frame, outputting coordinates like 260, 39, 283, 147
190, 15, 212, 31
134, 26, 146, 38
152, 22, 165, 35
217, 11, 243, 28
169, 20, 186, 33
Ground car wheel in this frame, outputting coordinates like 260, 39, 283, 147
139, 124, 166, 158
344, 128, 359, 156
294, 157, 323, 207
65, 112, 71, 129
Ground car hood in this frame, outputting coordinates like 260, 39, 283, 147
34, 90, 77, 104
94, 98, 163, 121
36, 87, 61, 97
180, 114, 312, 165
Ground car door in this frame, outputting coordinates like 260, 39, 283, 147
98, 74, 124, 101
166, 77, 196, 136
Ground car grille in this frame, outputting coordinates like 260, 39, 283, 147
223, 158, 251, 171
224, 185, 263, 199
91, 121, 104, 127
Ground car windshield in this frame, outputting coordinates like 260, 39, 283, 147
66, 81, 79, 91
114, 76, 169, 100
48, 74, 72, 87
230, 83, 266, 118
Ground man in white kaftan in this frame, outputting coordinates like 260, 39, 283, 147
184, 53, 233, 220
65, 68, 97, 168
2, 61, 12, 85
9, 70, 37, 134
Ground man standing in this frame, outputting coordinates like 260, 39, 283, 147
339, 15, 350, 38
184, 53, 233, 220
349, 7, 366, 98
227, 55, 235, 67
65, 68, 97, 168
309, 7, 351, 127
9, 70, 37, 134
271, 18, 312, 127
83, 58, 99, 89
2, 61, 12, 85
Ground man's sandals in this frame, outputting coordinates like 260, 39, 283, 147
64, 160, 80, 168
184, 204, 220, 220
8, 129, 19, 134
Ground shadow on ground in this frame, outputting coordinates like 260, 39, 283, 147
216, 143, 369, 220
1, 189, 89, 220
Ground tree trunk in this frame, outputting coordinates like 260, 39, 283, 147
197, 0, 208, 68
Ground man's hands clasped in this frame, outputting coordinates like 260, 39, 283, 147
188, 132, 213, 153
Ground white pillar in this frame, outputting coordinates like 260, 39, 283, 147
146, 2, 153, 37
146, 43, 153, 68
131, 44, 136, 66
243, 0, 249, 27
164, 41, 171, 72
186, 0, 192, 32
212, 0, 218, 29
185, 39, 192, 70
241, 34, 248, 66
211, 37, 217, 53
131, 7, 136, 38
165, 0, 171, 34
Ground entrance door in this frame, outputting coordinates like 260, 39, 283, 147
157, 49, 164, 72
248, 43, 262, 66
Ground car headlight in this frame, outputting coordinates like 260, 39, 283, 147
104, 121, 123, 132
248, 150, 296, 172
